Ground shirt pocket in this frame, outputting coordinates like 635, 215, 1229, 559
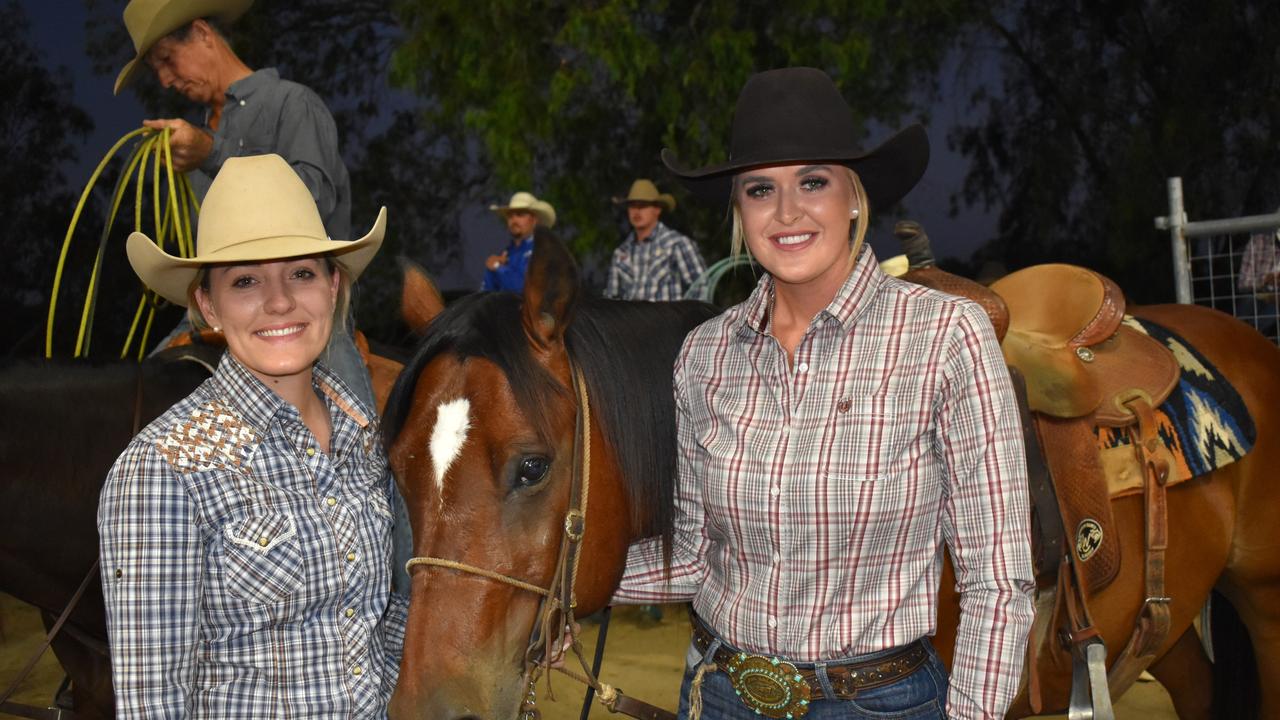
223, 512, 303, 605
820, 393, 910, 483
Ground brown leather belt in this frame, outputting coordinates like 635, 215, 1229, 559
691, 614, 929, 713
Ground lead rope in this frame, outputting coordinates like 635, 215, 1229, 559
546, 372, 674, 720
687, 660, 717, 720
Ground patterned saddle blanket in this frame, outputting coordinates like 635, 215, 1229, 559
1096, 317, 1256, 495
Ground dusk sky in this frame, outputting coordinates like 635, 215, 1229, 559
29, 1, 998, 291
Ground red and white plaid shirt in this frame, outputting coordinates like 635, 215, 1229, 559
615, 247, 1035, 719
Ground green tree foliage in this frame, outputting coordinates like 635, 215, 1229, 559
390, 0, 971, 264
1, 1, 94, 356
85, 0, 971, 335
951, 1, 1280, 301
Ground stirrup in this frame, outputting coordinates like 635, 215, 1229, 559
1068, 638, 1115, 720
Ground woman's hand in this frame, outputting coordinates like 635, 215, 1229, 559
547, 622, 582, 669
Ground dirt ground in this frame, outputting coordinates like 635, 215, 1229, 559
0, 594, 1177, 719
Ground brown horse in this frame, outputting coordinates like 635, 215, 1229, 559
999, 299, 1280, 719
385, 234, 1280, 719
0, 352, 213, 718
383, 232, 716, 718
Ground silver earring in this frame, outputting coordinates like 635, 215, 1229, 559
213, 325, 222, 333
850, 208, 860, 219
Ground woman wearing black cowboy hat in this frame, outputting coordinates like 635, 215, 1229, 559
614, 68, 1034, 719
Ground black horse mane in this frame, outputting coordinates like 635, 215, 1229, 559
383, 291, 717, 547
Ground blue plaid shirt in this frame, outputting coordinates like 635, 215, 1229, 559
98, 353, 407, 718
604, 222, 706, 301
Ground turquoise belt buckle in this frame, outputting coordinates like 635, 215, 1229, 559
724, 652, 812, 719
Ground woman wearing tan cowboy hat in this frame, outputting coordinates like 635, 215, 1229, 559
613, 68, 1034, 719
98, 154, 406, 718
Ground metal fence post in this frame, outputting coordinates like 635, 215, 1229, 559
1155, 177, 1192, 304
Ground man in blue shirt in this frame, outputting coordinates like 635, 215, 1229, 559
483, 192, 556, 292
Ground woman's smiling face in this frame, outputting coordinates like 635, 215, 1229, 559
735, 163, 860, 297
195, 257, 339, 387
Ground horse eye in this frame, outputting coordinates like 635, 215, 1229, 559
516, 456, 551, 488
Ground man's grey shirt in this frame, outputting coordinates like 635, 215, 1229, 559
190, 68, 351, 240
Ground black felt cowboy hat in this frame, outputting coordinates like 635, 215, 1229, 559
661, 67, 929, 209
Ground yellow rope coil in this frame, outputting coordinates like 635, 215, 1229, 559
47, 127, 146, 357
46, 127, 199, 360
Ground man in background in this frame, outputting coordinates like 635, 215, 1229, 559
483, 191, 556, 293
604, 179, 705, 301
116, 0, 413, 596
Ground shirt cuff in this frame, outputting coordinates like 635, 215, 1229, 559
200, 133, 229, 176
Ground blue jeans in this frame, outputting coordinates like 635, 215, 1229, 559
676, 639, 949, 719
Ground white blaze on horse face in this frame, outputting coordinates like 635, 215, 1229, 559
430, 398, 471, 493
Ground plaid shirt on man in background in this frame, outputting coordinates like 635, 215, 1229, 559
1239, 231, 1280, 291
615, 246, 1035, 720
604, 221, 707, 301
99, 354, 407, 719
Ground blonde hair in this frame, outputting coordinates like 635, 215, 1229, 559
187, 256, 353, 333
730, 166, 871, 264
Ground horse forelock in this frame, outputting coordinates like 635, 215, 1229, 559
383, 292, 564, 452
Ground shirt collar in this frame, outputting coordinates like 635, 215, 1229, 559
735, 244, 885, 339
209, 351, 371, 432
225, 67, 280, 102
627, 221, 668, 246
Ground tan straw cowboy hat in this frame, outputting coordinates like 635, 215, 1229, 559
612, 179, 676, 212
126, 154, 386, 306
114, 0, 254, 94
489, 191, 556, 228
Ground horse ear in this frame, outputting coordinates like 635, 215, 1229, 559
522, 226, 578, 349
399, 257, 445, 334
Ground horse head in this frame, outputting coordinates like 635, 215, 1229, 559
385, 230, 714, 719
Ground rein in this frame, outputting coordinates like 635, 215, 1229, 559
404, 365, 674, 720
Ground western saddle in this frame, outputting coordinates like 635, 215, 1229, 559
899, 241, 1182, 716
